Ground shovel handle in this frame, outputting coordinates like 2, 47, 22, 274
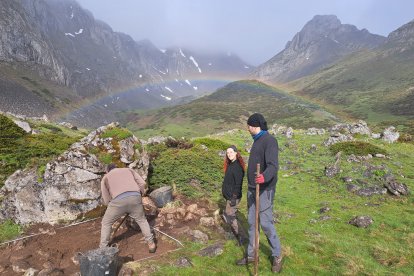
254, 163, 260, 276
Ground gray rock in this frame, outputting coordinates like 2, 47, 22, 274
319, 207, 331, 213
150, 186, 173, 208
355, 186, 387, 197
13, 120, 32, 133
175, 257, 193, 268
0, 123, 149, 224
382, 126, 399, 143
306, 128, 325, 135
346, 184, 360, 192
189, 230, 209, 243
349, 216, 373, 228
198, 242, 224, 257
384, 174, 409, 196
323, 133, 354, 146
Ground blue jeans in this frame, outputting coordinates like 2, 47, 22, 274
247, 187, 281, 257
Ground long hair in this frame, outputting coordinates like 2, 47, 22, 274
223, 152, 246, 173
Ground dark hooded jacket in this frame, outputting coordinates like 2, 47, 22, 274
247, 132, 279, 191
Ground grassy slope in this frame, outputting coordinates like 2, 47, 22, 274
287, 47, 414, 134
142, 130, 414, 275
1, 118, 413, 274
0, 114, 85, 186
127, 80, 338, 139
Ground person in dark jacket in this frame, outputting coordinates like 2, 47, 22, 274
236, 113, 283, 273
221, 145, 246, 245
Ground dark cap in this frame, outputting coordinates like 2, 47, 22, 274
247, 113, 268, 131
228, 145, 238, 152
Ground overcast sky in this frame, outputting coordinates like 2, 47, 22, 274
76, 0, 414, 65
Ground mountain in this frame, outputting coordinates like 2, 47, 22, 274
125, 80, 338, 138
286, 19, 414, 134
0, 0, 252, 125
253, 15, 385, 82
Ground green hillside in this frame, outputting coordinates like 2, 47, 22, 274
133, 127, 414, 275
287, 46, 414, 134
126, 80, 338, 139
1, 117, 413, 274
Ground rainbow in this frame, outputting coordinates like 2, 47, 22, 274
58, 75, 246, 121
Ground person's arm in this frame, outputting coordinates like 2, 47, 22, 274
100, 176, 111, 205
129, 169, 146, 195
262, 139, 279, 182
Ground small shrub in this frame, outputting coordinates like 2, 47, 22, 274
165, 137, 193, 149
193, 137, 232, 151
398, 133, 413, 143
40, 123, 62, 133
0, 114, 27, 139
330, 141, 387, 156
149, 147, 222, 197
100, 127, 132, 140
0, 220, 21, 243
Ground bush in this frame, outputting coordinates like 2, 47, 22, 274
193, 138, 232, 151
40, 123, 62, 133
330, 141, 387, 156
0, 220, 21, 243
100, 127, 132, 140
0, 114, 26, 139
149, 146, 222, 197
0, 131, 79, 186
165, 137, 193, 149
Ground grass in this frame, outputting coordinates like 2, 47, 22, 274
287, 47, 414, 134
0, 114, 82, 186
140, 127, 414, 275
0, 220, 22, 243
1, 115, 413, 274
127, 80, 337, 139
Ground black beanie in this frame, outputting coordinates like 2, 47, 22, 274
228, 145, 238, 152
247, 113, 268, 131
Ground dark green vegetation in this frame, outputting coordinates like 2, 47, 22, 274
0, 114, 82, 186
0, 220, 21, 243
127, 80, 337, 138
330, 141, 388, 156
288, 45, 414, 134
147, 140, 223, 198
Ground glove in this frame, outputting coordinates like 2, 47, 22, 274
255, 173, 265, 184
230, 197, 237, 207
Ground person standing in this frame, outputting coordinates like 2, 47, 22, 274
236, 113, 282, 273
100, 164, 156, 253
221, 145, 246, 246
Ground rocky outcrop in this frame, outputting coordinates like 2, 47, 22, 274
253, 15, 385, 82
0, 123, 149, 224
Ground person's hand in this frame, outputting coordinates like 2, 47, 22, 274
255, 173, 265, 184
230, 197, 237, 207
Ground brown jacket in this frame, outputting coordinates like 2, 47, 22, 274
100, 168, 146, 205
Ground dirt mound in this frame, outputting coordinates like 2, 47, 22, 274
0, 196, 217, 275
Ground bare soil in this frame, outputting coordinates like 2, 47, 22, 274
0, 197, 213, 275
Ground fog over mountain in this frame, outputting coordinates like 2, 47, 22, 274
76, 0, 414, 65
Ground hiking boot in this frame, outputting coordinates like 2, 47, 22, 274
272, 256, 283, 273
236, 256, 255, 265
148, 241, 157, 253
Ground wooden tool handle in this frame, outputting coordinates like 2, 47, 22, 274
254, 163, 260, 276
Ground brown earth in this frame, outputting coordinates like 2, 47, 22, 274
0, 196, 217, 275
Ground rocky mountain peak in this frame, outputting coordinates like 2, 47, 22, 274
386, 19, 414, 45
253, 14, 386, 82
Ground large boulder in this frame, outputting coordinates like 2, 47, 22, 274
0, 123, 149, 224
